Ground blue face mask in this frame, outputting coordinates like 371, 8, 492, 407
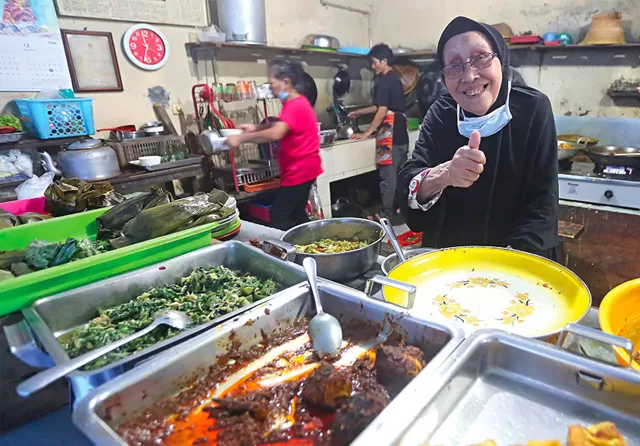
457, 81, 512, 138
278, 91, 289, 101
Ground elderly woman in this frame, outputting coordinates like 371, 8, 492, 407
399, 17, 559, 259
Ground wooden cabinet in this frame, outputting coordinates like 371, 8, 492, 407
559, 203, 640, 307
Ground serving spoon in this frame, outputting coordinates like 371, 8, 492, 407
17, 310, 192, 397
303, 257, 343, 357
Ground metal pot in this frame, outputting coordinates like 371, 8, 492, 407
381, 248, 435, 275
40, 139, 121, 181
319, 129, 336, 147
302, 34, 340, 49
281, 218, 384, 282
199, 128, 229, 155
331, 198, 364, 218
217, 0, 267, 45
336, 122, 358, 140
557, 140, 583, 160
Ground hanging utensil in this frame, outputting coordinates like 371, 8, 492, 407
333, 65, 351, 99
380, 217, 405, 263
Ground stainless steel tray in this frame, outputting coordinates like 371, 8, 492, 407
72, 280, 464, 446
128, 155, 201, 171
355, 328, 640, 446
15, 241, 307, 403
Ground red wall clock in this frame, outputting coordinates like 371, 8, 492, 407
123, 24, 170, 71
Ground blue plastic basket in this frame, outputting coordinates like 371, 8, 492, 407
14, 98, 95, 139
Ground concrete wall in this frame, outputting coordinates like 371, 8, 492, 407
0, 0, 370, 132
371, 0, 640, 118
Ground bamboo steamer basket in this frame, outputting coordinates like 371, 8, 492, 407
580, 11, 625, 45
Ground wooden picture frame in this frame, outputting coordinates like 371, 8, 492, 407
61, 30, 124, 93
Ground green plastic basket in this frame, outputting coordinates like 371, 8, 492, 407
0, 208, 218, 316
407, 117, 421, 131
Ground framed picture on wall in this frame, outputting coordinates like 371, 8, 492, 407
61, 30, 124, 93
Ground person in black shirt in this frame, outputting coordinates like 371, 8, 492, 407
398, 17, 559, 259
349, 43, 409, 222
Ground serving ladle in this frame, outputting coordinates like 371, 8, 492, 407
303, 257, 343, 357
380, 217, 405, 263
17, 310, 192, 397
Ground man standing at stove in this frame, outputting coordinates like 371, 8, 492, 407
349, 43, 408, 224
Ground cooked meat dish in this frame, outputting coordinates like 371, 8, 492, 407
114, 319, 426, 446
295, 239, 369, 254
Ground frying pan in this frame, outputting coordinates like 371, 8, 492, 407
381, 246, 591, 339
298, 72, 318, 107
417, 70, 447, 116
333, 66, 351, 99
586, 146, 640, 168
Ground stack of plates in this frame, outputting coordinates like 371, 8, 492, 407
211, 208, 241, 240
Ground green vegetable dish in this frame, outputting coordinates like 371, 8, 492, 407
61, 265, 279, 370
295, 238, 369, 254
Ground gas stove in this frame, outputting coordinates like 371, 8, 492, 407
558, 162, 640, 209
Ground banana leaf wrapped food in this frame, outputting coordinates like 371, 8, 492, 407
45, 178, 125, 217
109, 191, 234, 248
97, 187, 173, 231
17, 213, 52, 225
0, 209, 19, 229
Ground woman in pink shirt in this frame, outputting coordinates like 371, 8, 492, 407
226, 60, 323, 230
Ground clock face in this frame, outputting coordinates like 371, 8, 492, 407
123, 24, 170, 70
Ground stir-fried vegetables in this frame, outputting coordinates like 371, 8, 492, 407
296, 238, 369, 254
62, 265, 278, 370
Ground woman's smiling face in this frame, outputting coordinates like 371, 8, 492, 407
442, 31, 503, 116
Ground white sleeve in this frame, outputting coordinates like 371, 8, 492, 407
408, 168, 443, 211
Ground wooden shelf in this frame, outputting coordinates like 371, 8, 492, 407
186, 42, 367, 62
400, 43, 640, 60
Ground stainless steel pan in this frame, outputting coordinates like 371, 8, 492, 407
9, 242, 307, 403
72, 280, 464, 446
557, 140, 584, 160
586, 146, 640, 168
355, 325, 640, 445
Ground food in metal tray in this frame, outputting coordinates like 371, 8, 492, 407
295, 238, 369, 254
447, 422, 627, 446
62, 265, 278, 370
115, 319, 426, 445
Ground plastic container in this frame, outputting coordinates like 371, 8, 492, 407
407, 117, 421, 131
0, 207, 217, 316
14, 98, 95, 139
246, 200, 272, 222
243, 178, 281, 193
338, 47, 370, 55
0, 196, 47, 216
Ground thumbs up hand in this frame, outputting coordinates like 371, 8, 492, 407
444, 130, 486, 188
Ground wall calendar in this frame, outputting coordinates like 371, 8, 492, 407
0, 0, 72, 91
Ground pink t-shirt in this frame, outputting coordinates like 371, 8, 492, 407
277, 96, 323, 187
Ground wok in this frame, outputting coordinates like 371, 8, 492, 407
298, 72, 318, 107
331, 198, 364, 218
378, 246, 591, 339
333, 66, 351, 99
586, 146, 640, 168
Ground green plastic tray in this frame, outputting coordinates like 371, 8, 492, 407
0, 209, 218, 316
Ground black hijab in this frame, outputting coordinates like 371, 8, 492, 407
437, 17, 511, 115
398, 17, 559, 258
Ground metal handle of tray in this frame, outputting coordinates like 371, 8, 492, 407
365, 275, 417, 309
17, 319, 163, 397
4, 321, 55, 369
557, 323, 635, 368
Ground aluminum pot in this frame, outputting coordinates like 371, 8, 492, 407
302, 34, 340, 49
281, 218, 384, 282
319, 129, 336, 147
217, 0, 267, 45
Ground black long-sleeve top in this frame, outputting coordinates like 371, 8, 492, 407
399, 85, 559, 258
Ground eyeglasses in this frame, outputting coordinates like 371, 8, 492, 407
442, 53, 497, 79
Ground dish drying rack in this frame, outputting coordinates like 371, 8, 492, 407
211, 145, 280, 192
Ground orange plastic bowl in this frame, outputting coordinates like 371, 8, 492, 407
599, 278, 640, 370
